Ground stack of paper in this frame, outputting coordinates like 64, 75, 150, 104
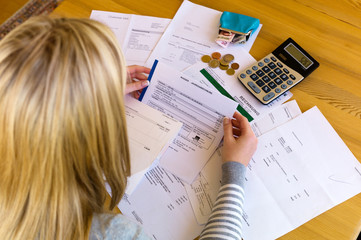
90, 1, 361, 240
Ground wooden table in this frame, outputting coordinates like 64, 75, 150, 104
52, 0, 361, 239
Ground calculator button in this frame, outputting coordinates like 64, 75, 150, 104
283, 68, 289, 74
264, 58, 270, 63
263, 92, 275, 101
287, 80, 293, 85
274, 68, 282, 75
271, 56, 277, 62
290, 74, 296, 80
280, 74, 289, 81
277, 62, 283, 67
268, 62, 276, 69
250, 74, 259, 81
247, 81, 261, 94
262, 76, 271, 83
240, 73, 246, 78
275, 88, 281, 93
274, 78, 283, 85
268, 82, 277, 89
262, 66, 271, 73
252, 66, 258, 71
256, 80, 265, 87
262, 85, 271, 93
246, 70, 252, 75
281, 84, 287, 89
258, 62, 264, 67
256, 70, 265, 77
268, 72, 276, 79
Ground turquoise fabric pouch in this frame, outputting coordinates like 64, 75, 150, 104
220, 11, 260, 35
216, 11, 260, 47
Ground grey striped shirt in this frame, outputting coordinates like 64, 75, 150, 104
199, 161, 247, 240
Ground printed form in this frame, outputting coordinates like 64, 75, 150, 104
184, 60, 293, 121
186, 100, 303, 224
187, 106, 361, 240
90, 10, 170, 66
124, 96, 182, 194
118, 100, 302, 240
140, 60, 239, 184
119, 163, 203, 240
145, 0, 262, 71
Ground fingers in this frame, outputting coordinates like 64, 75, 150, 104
131, 72, 149, 81
223, 117, 235, 143
233, 111, 253, 134
125, 80, 149, 94
127, 65, 151, 76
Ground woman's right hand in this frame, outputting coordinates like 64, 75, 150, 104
222, 111, 258, 166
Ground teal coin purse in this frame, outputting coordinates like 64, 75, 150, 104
216, 11, 260, 47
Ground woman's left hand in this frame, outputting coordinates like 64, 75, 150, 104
125, 65, 151, 99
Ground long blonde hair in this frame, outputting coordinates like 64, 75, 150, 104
0, 17, 130, 239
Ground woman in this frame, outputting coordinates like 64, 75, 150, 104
0, 17, 257, 240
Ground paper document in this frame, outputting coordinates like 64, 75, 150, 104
90, 10, 170, 66
124, 96, 182, 194
119, 163, 203, 240
187, 106, 361, 240
140, 60, 239, 183
145, 0, 262, 71
186, 100, 302, 224
184, 62, 293, 121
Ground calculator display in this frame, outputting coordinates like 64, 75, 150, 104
284, 43, 313, 69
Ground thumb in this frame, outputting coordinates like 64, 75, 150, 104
125, 80, 149, 94
223, 117, 234, 142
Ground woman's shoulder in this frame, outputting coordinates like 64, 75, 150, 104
89, 213, 152, 240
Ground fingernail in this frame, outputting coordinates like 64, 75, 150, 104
223, 117, 230, 124
142, 80, 150, 87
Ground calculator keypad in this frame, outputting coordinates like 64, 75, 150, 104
237, 53, 304, 104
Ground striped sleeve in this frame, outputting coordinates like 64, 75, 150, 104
199, 161, 247, 240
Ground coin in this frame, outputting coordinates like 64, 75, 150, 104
226, 68, 235, 75
201, 55, 212, 63
211, 52, 221, 60
223, 54, 234, 63
219, 65, 228, 70
208, 59, 220, 68
220, 59, 229, 67
231, 62, 240, 70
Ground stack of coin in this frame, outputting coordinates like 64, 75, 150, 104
201, 52, 240, 76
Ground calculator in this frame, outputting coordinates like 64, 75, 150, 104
237, 38, 319, 104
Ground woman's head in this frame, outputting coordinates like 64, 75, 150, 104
0, 16, 130, 239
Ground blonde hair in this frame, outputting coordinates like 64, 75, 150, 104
0, 17, 130, 239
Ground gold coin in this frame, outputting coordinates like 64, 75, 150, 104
231, 62, 240, 70
211, 52, 221, 60
220, 59, 229, 67
208, 59, 220, 68
219, 65, 228, 70
201, 55, 212, 63
223, 54, 234, 63
226, 68, 235, 75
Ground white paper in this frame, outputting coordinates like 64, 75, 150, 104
140, 60, 239, 184
145, 0, 262, 71
90, 10, 170, 66
119, 163, 203, 240
186, 106, 361, 240
186, 100, 302, 224
184, 61, 293, 121
124, 96, 182, 194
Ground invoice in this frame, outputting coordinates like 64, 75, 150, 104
90, 10, 170, 66
124, 95, 182, 194
145, 0, 262, 71
140, 60, 239, 184
187, 106, 361, 240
